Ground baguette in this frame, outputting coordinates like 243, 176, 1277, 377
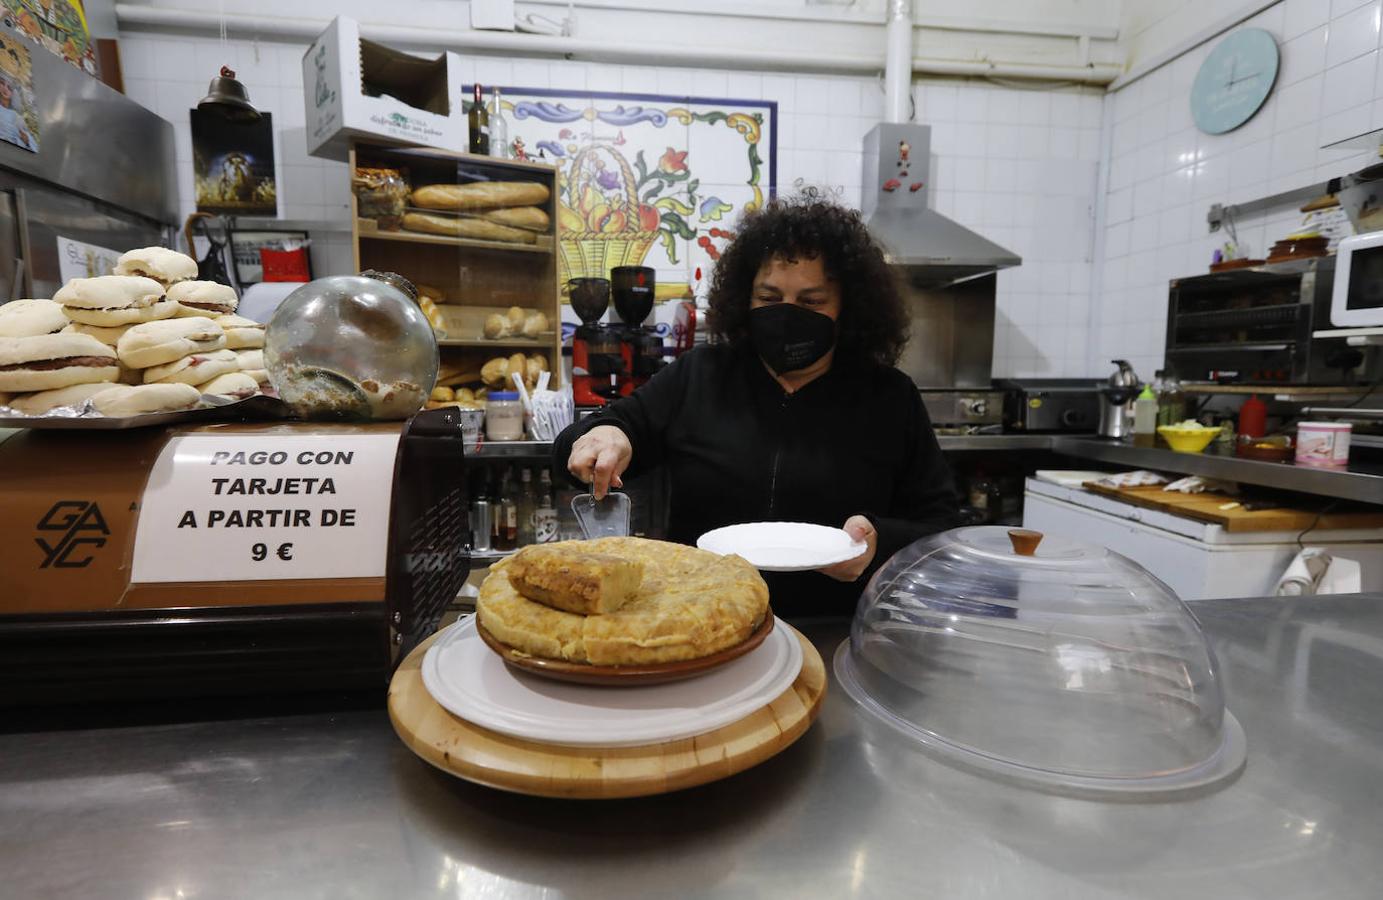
410, 182, 551, 211
402, 211, 537, 245
481, 206, 550, 231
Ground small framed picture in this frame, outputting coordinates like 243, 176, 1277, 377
230, 230, 310, 285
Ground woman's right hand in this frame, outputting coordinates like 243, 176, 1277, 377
567, 425, 633, 500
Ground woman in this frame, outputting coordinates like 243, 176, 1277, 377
554, 197, 958, 615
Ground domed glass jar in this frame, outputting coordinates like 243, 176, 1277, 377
834, 526, 1246, 796
265, 274, 438, 421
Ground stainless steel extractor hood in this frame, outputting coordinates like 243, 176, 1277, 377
862, 0, 1020, 288
862, 122, 1021, 287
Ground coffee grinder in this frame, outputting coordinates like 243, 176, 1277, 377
569, 277, 622, 406
610, 266, 664, 397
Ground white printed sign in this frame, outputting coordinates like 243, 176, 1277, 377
56, 235, 121, 283
131, 433, 401, 583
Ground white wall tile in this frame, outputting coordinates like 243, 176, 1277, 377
1275, 74, 1325, 131
1269, 122, 1321, 179
1281, 27, 1329, 87
1326, 1, 1382, 69
1322, 50, 1378, 116
1286, 0, 1331, 39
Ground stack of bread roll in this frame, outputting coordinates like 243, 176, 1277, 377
215, 314, 268, 387
404, 181, 551, 245
0, 247, 266, 416
483, 305, 549, 340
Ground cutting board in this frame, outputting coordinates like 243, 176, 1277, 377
388, 623, 826, 799
1082, 482, 1383, 532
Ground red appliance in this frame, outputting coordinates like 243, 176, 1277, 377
610, 266, 662, 396
568, 277, 622, 406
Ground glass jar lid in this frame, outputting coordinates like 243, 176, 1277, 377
834, 527, 1246, 797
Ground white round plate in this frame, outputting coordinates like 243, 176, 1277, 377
421, 615, 803, 748
697, 521, 869, 572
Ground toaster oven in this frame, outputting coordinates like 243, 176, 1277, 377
1165, 257, 1379, 384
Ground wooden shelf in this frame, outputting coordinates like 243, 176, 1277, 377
351, 139, 563, 391
439, 335, 556, 348
360, 229, 554, 254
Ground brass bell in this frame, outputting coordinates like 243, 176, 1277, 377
197, 66, 261, 122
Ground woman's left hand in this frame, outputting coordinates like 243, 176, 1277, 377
820, 515, 876, 582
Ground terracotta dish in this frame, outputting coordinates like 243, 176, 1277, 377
476, 611, 776, 685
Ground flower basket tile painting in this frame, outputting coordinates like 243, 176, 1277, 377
494, 87, 775, 305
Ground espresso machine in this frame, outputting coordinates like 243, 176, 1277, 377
610, 266, 664, 397
569, 277, 622, 406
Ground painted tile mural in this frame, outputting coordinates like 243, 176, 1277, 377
493, 87, 776, 304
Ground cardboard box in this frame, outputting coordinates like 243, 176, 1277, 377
303, 16, 467, 161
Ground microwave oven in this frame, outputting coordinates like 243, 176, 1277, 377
1331, 230, 1383, 327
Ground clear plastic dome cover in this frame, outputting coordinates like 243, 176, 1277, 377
834, 527, 1245, 796
265, 274, 438, 421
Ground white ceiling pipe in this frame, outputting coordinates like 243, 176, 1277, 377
884, 0, 912, 123
114, 4, 1122, 84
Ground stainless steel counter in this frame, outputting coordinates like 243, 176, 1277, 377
1050, 436, 1383, 503
3, 595, 1382, 899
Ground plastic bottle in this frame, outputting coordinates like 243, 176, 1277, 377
517, 467, 537, 546
1134, 384, 1158, 447
1156, 369, 1187, 428
1239, 394, 1267, 439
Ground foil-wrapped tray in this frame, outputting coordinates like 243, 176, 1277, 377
0, 394, 291, 430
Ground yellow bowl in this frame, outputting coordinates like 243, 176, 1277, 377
1158, 426, 1219, 454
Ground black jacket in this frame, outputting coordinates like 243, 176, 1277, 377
553, 344, 959, 616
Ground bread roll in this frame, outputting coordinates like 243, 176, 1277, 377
113, 247, 198, 286
506, 306, 526, 330
196, 372, 260, 399
522, 311, 549, 338
456, 387, 475, 402
57, 276, 175, 326
92, 383, 201, 416
410, 182, 551, 211
507, 353, 527, 384
430, 386, 454, 402
483, 313, 510, 339
9, 382, 115, 414
169, 281, 238, 317
0, 299, 68, 338
481, 356, 509, 387
214, 314, 265, 349
481, 206, 550, 231
142, 348, 240, 385
401, 212, 537, 244
118, 318, 227, 369
0, 333, 119, 392
64, 321, 136, 346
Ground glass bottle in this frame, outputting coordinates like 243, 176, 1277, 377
517, 466, 537, 546
535, 470, 559, 543
487, 470, 503, 552
495, 467, 518, 551
489, 87, 509, 159
468, 82, 490, 156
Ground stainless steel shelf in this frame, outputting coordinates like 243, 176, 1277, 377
469, 440, 554, 458
1050, 436, 1383, 504
935, 434, 1055, 451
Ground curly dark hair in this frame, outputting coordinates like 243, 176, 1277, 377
707, 197, 908, 368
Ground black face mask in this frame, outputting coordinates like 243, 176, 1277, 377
749, 303, 837, 375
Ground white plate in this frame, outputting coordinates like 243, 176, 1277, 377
697, 521, 869, 572
421, 616, 802, 747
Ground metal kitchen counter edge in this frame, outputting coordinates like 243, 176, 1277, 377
1, 593, 1382, 899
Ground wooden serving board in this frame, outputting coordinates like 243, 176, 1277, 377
1082, 481, 1383, 532
388, 623, 826, 799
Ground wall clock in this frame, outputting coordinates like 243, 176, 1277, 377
1190, 28, 1280, 135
